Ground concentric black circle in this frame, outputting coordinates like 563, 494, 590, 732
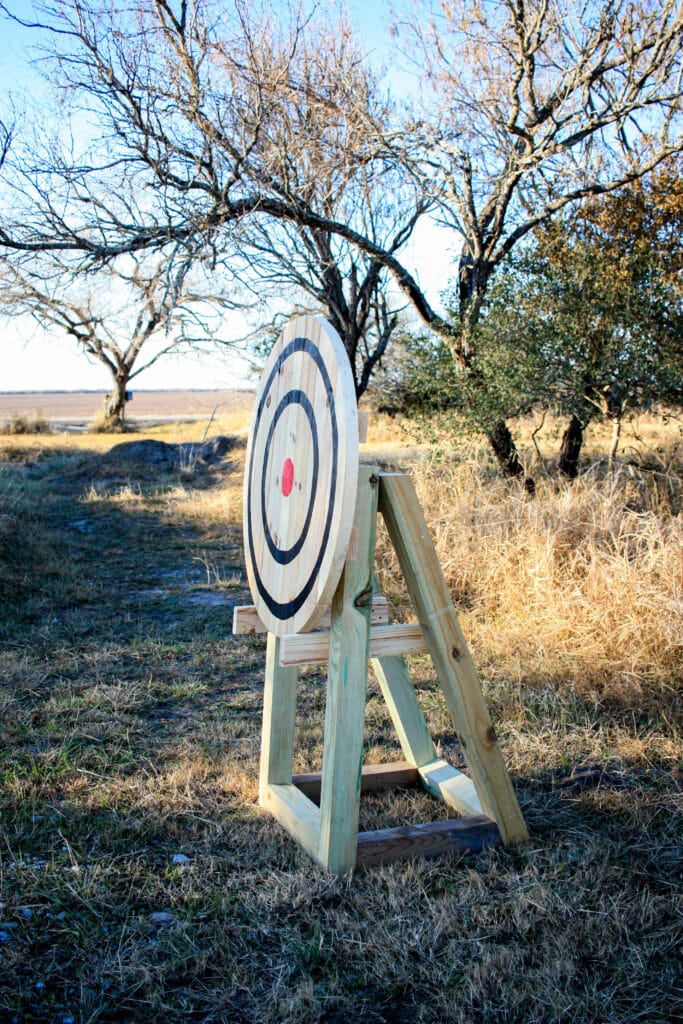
260, 389, 318, 565
246, 337, 339, 622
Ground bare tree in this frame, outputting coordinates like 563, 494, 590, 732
0, 245, 242, 428
0, 1, 421, 393
2, 1, 682, 469
380, 0, 683, 474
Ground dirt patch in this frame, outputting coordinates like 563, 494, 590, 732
103, 436, 243, 472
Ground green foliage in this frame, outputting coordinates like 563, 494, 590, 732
403, 173, 683, 433
400, 303, 549, 436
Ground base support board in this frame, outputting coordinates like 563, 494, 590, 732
356, 816, 500, 867
293, 760, 421, 803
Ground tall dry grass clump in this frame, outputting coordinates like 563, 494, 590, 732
376, 456, 682, 713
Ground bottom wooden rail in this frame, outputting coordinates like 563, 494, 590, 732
356, 816, 500, 867
293, 760, 420, 803
287, 759, 501, 868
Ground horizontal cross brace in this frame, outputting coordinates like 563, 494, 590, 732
279, 622, 427, 667
232, 595, 389, 636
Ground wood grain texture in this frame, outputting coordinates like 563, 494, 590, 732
418, 758, 483, 817
378, 472, 529, 846
317, 466, 379, 873
370, 655, 438, 769
263, 783, 321, 859
279, 622, 426, 666
258, 633, 298, 805
243, 315, 359, 637
232, 596, 389, 635
355, 816, 500, 866
293, 761, 420, 802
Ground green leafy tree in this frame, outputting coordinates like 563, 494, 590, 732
404, 169, 683, 474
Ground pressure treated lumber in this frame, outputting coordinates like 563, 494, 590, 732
263, 783, 321, 859
279, 622, 426, 666
317, 467, 379, 873
371, 655, 438, 769
232, 596, 389, 635
418, 758, 483, 817
378, 473, 529, 846
357, 410, 369, 443
258, 634, 298, 805
293, 760, 420, 802
355, 816, 500, 866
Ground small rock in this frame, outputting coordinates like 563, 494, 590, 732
19, 907, 33, 919
68, 518, 90, 532
149, 911, 175, 925
171, 853, 190, 865
0, 932, 13, 944
35, 981, 45, 992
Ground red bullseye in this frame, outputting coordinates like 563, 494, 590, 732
282, 458, 294, 497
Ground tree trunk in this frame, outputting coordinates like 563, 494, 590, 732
456, 254, 532, 486
558, 414, 583, 479
601, 387, 624, 469
488, 419, 534, 491
101, 372, 130, 430
608, 414, 622, 468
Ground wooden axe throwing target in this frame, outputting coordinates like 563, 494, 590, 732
244, 316, 359, 637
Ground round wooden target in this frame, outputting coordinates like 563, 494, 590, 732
243, 315, 359, 637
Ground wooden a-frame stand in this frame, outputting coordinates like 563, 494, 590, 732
255, 466, 528, 873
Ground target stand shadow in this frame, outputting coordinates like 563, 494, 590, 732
234, 315, 528, 874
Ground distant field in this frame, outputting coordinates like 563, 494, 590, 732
0, 389, 255, 423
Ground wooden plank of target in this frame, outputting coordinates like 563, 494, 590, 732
232, 596, 389, 635
355, 816, 500, 867
243, 315, 359, 637
378, 473, 529, 846
371, 659, 482, 816
317, 466, 379, 874
279, 622, 426, 667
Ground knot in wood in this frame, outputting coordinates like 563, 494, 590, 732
354, 586, 373, 611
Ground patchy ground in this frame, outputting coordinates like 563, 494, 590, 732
0, 434, 681, 1024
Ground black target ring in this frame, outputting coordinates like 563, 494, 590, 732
260, 389, 319, 566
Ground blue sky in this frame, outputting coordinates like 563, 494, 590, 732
1, 1, 456, 392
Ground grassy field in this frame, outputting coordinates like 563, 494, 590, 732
0, 412, 681, 1023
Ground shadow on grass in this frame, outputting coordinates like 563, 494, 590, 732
1, 444, 681, 1024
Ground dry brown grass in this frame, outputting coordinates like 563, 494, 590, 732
0, 411, 681, 1023
376, 455, 682, 715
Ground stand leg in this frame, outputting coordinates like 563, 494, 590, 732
378, 473, 528, 846
259, 633, 298, 804
371, 655, 437, 767
318, 467, 379, 872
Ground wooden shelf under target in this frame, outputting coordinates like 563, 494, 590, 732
233, 465, 528, 873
